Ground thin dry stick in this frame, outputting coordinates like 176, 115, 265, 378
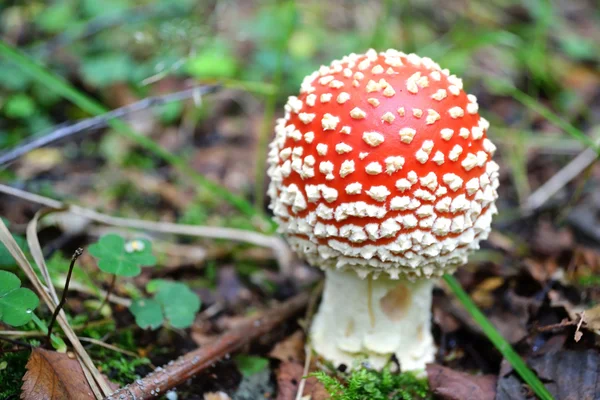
66, 280, 131, 307
294, 281, 323, 400
78, 337, 138, 358
27, 208, 62, 305
106, 291, 310, 400
0, 183, 292, 272
0, 219, 111, 397
0, 85, 219, 166
524, 145, 599, 213
295, 344, 313, 400
46, 248, 82, 344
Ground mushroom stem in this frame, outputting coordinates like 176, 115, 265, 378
310, 268, 436, 371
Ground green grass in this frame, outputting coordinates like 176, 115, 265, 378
253, 1, 297, 211
443, 275, 554, 400
486, 78, 599, 153
0, 40, 273, 231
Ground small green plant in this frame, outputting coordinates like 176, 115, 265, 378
313, 367, 432, 400
88, 234, 156, 277
130, 279, 201, 330
97, 355, 152, 387
0, 270, 39, 326
0, 217, 28, 268
234, 355, 269, 377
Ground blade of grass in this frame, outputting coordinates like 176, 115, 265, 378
0, 40, 274, 230
443, 274, 554, 400
253, 1, 297, 212
485, 78, 599, 153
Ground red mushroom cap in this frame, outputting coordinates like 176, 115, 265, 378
267, 49, 499, 279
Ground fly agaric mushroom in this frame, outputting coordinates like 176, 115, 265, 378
266, 49, 499, 371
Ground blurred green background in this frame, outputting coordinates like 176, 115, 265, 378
0, 0, 599, 216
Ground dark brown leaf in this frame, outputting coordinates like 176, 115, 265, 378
497, 351, 600, 400
21, 348, 94, 400
427, 364, 497, 400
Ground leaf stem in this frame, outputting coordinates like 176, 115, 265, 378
46, 248, 83, 346
91, 274, 116, 321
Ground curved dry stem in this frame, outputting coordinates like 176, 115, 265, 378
0, 183, 292, 272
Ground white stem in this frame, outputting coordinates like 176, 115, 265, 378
310, 268, 436, 371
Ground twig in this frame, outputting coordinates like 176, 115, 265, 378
0, 319, 115, 338
295, 344, 313, 400
106, 291, 310, 400
293, 281, 323, 400
46, 248, 83, 346
27, 208, 62, 305
0, 219, 111, 397
0, 183, 292, 272
66, 280, 132, 307
78, 337, 139, 358
0, 85, 219, 166
0, 336, 33, 350
524, 145, 599, 213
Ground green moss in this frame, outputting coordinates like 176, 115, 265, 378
313, 366, 432, 400
0, 347, 32, 398
98, 355, 151, 387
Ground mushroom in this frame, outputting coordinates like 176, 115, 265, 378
266, 49, 499, 371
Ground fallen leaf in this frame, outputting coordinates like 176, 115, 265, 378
496, 350, 600, 400
582, 304, 600, 334
269, 330, 305, 362
471, 277, 504, 308
426, 364, 496, 400
276, 361, 329, 400
22, 348, 94, 400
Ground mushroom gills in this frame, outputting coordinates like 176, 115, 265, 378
310, 268, 435, 371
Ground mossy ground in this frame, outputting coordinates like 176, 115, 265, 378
313, 367, 432, 400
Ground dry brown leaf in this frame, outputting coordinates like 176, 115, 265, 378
22, 348, 94, 400
582, 304, 600, 334
269, 330, 305, 362
427, 364, 497, 400
276, 361, 329, 400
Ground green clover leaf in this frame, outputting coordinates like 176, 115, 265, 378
129, 298, 163, 330
88, 234, 156, 277
130, 280, 201, 330
0, 270, 39, 326
154, 281, 201, 329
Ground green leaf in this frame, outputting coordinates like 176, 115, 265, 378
0, 270, 39, 326
81, 54, 134, 87
153, 280, 201, 329
0, 233, 27, 268
0, 40, 270, 228
3, 94, 36, 119
129, 298, 164, 330
234, 355, 269, 377
35, 2, 74, 33
88, 234, 156, 277
185, 42, 238, 79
